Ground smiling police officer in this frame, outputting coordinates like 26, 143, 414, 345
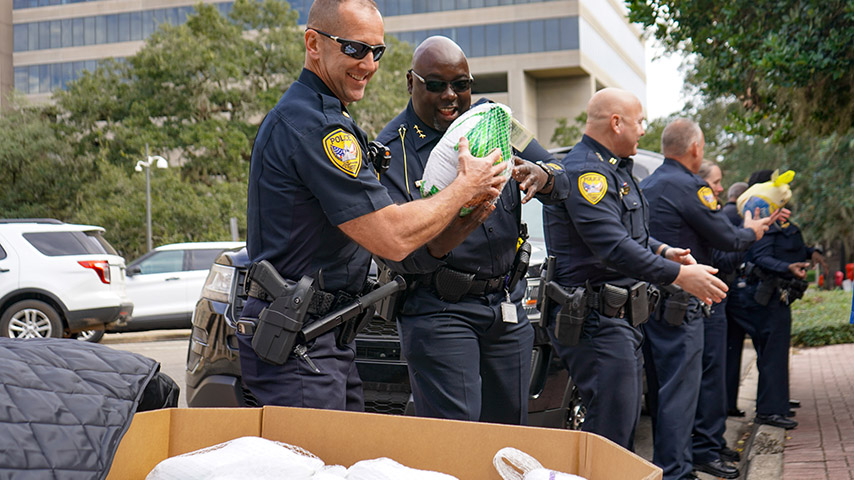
374, 37, 568, 425
241, 0, 507, 411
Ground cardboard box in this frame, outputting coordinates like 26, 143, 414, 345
108, 407, 661, 480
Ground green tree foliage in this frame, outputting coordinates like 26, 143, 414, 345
627, 0, 854, 140
550, 112, 586, 147
349, 36, 413, 139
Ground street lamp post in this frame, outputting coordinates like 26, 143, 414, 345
135, 144, 168, 252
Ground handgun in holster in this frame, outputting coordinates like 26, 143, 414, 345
508, 239, 532, 293
246, 260, 316, 365
660, 284, 692, 326
372, 258, 408, 323
786, 278, 809, 304
537, 256, 588, 346
301, 276, 407, 348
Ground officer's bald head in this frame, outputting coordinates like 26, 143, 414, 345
408, 36, 471, 132
584, 88, 646, 158
661, 118, 705, 172
412, 36, 467, 71
307, 0, 378, 32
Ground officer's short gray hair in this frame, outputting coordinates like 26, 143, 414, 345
727, 181, 748, 201
307, 0, 378, 31
661, 118, 702, 158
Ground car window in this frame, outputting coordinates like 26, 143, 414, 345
83, 230, 119, 256
521, 202, 545, 241
23, 231, 108, 256
137, 250, 184, 274
187, 249, 224, 271
0, 244, 6, 261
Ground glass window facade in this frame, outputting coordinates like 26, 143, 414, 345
13, 2, 233, 51
15, 58, 112, 94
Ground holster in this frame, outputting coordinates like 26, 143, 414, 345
661, 285, 691, 326
785, 278, 809, 304
508, 240, 532, 292
537, 256, 588, 346
599, 283, 629, 318
628, 282, 655, 326
432, 266, 475, 303
336, 281, 377, 347
250, 266, 316, 365
754, 278, 779, 306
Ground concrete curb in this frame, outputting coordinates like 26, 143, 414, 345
743, 423, 785, 479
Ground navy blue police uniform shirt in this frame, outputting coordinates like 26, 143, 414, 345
374, 98, 568, 277
747, 221, 814, 279
543, 135, 680, 288
640, 158, 756, 267
722, 201, 741, 226
246, 69, 394, 295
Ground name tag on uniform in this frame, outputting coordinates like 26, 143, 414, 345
501, 301, 518, 323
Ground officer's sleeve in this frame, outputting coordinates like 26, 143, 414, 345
297, 125, 394, 226
713, 249, 744, 274
750, 233, 790, 274
567, 166, 680, 285
680, 183, 756, 252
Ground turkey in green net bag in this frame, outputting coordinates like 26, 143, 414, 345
419, 102, 514, 216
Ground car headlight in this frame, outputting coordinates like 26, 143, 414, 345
201, 263, 237, 304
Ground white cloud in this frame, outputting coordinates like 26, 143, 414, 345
645, 38, 693, 121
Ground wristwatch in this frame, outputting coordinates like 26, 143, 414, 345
535, 161, 555, 189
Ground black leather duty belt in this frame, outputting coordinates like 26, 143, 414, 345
245, 281, 337, 316
415, 266, 508, 303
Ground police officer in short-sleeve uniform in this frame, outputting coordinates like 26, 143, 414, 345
641, 119, 766, 480
241, 66, 394, 410
374, 37, 568, 425
543, 133, 680, 449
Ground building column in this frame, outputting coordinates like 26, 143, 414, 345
1, 1, 13, 110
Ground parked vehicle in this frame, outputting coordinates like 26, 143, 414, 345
0, 219, 132, 341
115, 242, 245, 333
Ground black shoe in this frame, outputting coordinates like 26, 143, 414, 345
755, 413, 798, 429
720, 446, 741, 463
694, 458, 740, 479
727, 408, 746, 417
790, 399, 801, 408
786, 409, 796, 417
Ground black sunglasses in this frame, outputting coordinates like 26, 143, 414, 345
307, 27, 386, 61
409, 69, 474, 93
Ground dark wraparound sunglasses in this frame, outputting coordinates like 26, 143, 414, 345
307, 27, 386, 61
409, 69, 474, 93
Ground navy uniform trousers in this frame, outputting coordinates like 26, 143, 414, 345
237, 296, 363, 411
643, 301, 704, 480
725, 298, 747, 412
729, 284, 791, 416
398, 279, 534, 425
549, 308, 644, 451
692, 298, 728, 463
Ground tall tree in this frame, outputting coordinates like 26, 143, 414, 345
627, 0, 854, 140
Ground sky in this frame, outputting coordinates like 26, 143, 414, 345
644, 39, 691, 121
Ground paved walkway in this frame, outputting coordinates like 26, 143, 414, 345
783, 344, 854, 479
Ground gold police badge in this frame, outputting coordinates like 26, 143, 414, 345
323, 129, 362, 177
697, 186, 718, 210
578, 172, 608, 205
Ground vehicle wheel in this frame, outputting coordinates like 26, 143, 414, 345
0, 300, 64, 339
74, 329, 105, 343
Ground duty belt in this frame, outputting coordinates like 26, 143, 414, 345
416, 267, 508, 303
246, 280, 337, 316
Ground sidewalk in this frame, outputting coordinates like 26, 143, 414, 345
782, 344, 854, 479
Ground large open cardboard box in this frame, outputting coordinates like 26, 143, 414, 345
108, 407, 661, 479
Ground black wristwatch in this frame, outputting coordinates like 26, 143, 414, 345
535, 161, 555, 189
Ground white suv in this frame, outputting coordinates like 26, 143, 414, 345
0, 219, 133, 339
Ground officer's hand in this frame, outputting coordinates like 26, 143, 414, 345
456, 137, 507, 200
665, 247, 697, 265
426, 202, 495, 258
769, 207, 791, 224
743, 208, 772, 241
788, 261, 810, 280
511, 156, 549, 204
673, 264, 728, 305
811, 251, 828, 272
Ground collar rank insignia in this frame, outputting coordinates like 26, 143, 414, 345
414, 124, 426, 139
780, 221, 791, 229
620, 182, 630, 196
578, 172, 608, 205
609, 157, 618, 165
697, 186, 718, 210
323, 128, 362, 177
342, 111, 350, 118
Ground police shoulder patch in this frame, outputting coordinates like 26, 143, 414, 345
697, 186, 718, 210
578, 172, 608, 205
323, 128, 362, 177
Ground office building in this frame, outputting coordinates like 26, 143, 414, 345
3, 0, 646, 146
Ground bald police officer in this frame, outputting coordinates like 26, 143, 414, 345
542, 89, 728, 450
375, 36, 568, 425
241, 0, 506, 410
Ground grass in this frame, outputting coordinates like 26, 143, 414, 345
790, 288, 854, 347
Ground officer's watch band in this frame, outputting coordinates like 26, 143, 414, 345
535, 161, 555, 189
